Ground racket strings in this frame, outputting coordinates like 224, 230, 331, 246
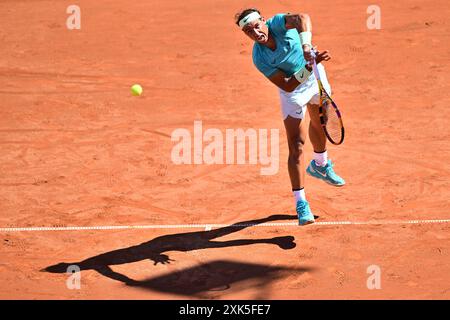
321, 98, 343, 143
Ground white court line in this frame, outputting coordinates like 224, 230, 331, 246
0, 218, 449, 232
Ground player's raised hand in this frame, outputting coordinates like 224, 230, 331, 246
314, 49, 331, 64
305, 47, 331, 65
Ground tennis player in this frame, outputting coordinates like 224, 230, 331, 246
235, 8, 345, 225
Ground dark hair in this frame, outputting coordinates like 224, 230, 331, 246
234, 8, 261, 26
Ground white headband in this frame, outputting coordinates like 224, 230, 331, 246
238, 11, 261, 28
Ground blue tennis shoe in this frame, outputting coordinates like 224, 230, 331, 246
306, 159, 345, 186
296, 200, 315, 226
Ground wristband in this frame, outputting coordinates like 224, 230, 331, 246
299, 31, 312, 47
293, 66, 312, 84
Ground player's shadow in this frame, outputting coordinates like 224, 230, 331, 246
43, 214, 298, 287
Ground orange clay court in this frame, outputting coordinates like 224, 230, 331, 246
0, 0, 449, 299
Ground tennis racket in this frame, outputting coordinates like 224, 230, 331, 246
310, 51, 345, 145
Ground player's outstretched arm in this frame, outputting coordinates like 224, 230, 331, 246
285, 13, 316, 62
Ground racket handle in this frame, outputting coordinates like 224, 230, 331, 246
310, 51, 321, 81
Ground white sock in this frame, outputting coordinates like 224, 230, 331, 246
293, 188, 306, 203
313, 150, 328, 167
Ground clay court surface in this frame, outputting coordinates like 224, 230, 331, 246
1, 0, 449, 299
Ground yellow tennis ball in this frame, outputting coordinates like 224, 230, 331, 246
131, 84, 143, 96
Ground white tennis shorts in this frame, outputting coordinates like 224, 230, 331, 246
279, 63, 331, 120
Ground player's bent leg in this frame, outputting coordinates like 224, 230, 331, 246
306, 103, 345, 186
283, 115, 315, 225
307, 103, 327, 153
